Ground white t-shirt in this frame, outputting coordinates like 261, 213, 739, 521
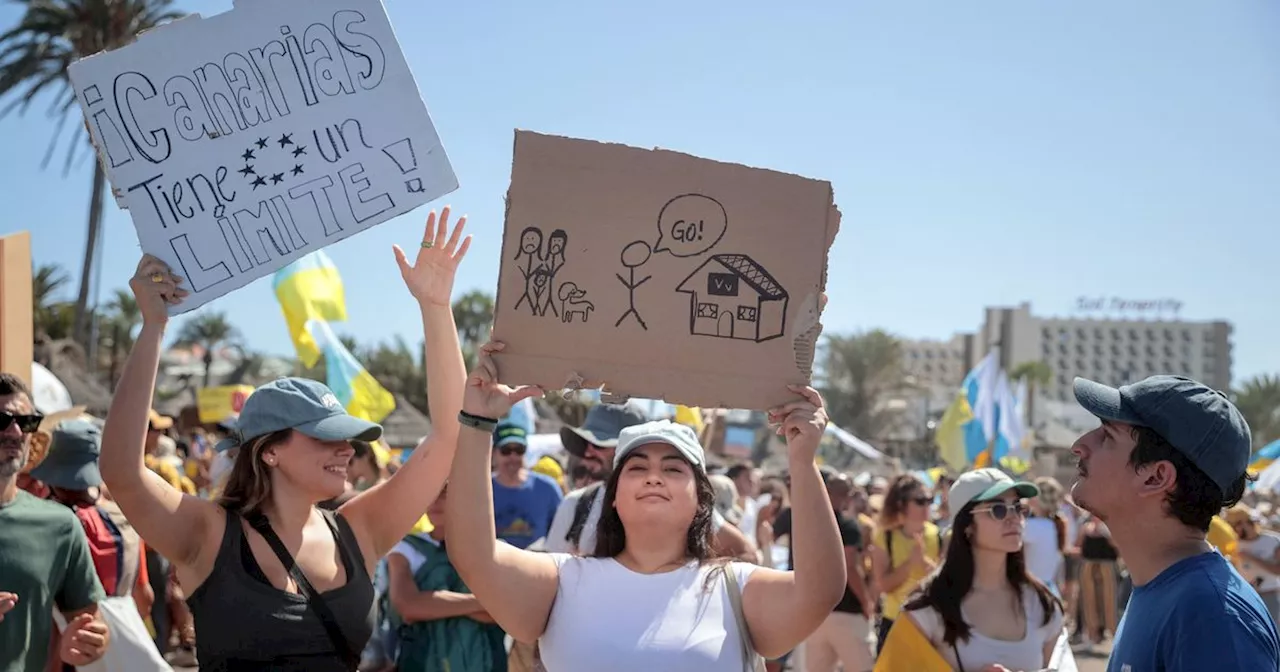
545, 484, 725, 555
389, 533, 441, 575
1238, 533, 1280, 593
539, 555, 758, 671
1022, 517, 1062, 587
908, 585, 1063, 672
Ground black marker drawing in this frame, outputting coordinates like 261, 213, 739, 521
238, 165, 255, 176
558, 282, 594, 323
539, 229, 567, 317
675, 254, 789, 342
292, 145, 308, 157
653, 193, 729, 258
615, 241, 652, 330
383, 138, 425, 195
278, 133, 294, 147
255, 137, 269, 149
314, 118, 374, 163
512, 227, 544, 314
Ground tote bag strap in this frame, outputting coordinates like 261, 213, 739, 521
720, 564, 766, 672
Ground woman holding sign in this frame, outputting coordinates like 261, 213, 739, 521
444, 341, 847, 671
98, 209, 472, 671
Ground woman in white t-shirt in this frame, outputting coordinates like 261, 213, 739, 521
444, 342, 847, 672
899, 468, 1065, 672
1021, 477, 1067, 596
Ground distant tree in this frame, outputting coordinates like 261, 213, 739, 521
1009, 360, 1053, 427
173, 312, 241, 388
819, 329, 905, 441
32, 263, 73, 340
1235, 374, 1280, 447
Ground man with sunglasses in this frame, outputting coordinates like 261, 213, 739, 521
492, 418, 564, 549
0, 373, 111, 671
1071, 375, 1280, 671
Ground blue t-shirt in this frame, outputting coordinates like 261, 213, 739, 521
1108, 551, 1280, 672
492, 472, 564, 549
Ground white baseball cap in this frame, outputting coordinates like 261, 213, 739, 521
615, 420, 706, 472
949, 468, 1039, 514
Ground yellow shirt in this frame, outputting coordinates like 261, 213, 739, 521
1208, 515, 1238, 560
873, 522, 942, 620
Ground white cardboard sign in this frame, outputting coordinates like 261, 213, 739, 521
68, 0, 457, 313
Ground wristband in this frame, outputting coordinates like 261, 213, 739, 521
458, 410, 498, 433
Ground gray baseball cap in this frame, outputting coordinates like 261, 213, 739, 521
1073, 375, 1251, 497
31, 419, 102, 490
560, 404, 647, 457
214, 378, 382, 452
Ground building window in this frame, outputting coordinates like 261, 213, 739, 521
1182, 330, 1192, 341
1164, 329, 1174, 341
1095, 328, 1104, 340
1094, 344, 1104, 356
1078, 328, 1088, 340
1130, 329, 1139, 340
1111, 328, 1121, 339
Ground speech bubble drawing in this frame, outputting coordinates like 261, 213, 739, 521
653, 194, 728, 258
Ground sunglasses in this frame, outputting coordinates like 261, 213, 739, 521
973, 501, 1030, 521
906, 496, 932, 507
499, 445, 526, 457
0, 412, 43, 434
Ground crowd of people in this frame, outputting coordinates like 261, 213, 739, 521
3, 211, 1280, 671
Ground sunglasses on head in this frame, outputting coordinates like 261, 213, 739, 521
499, 444, 526, 457
973, 501, 1029, 521
0, 412, 43, 434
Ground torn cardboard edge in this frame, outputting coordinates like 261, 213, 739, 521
493, 129, 841, 410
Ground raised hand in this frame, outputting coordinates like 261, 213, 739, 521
128, 255, 189, 324
0, 592, 15, 622
463, 342, 543, 420
767, 385, 830, 462
393, 207, 471, 307
59, 612, 110, 665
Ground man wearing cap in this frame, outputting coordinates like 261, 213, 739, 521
36, 419, 171, 668
1070, 375, 1280, 670
0, 373, 111, 671
492, 418, 563, 549
544, 404, 758, 561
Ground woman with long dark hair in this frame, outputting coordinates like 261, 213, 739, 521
869, 473, 941, 652
898, 468, 1064, 672
444, 342, 847, 670
98, 210, 472, 671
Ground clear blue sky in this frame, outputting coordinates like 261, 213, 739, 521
3, 0, 1278, 383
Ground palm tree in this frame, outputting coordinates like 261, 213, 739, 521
101, 288, 139, 387
1235, 374, 1280, 447
362, 336, 426, 415
1009, 360, 1053, 428
32, 263, 73, 340
819, 330, 905, 441
173, 311, 240, 388
0, 0, 184, 351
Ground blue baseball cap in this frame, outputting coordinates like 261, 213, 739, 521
494, 419, 528, 448
560, 404, 647, 457
214, 378, 382, 452
1073, 375, 1252, 497
31, 419, 103, 490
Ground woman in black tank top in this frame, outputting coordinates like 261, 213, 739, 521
98, 211, 474, 670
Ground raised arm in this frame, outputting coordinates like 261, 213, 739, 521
342, 209, 470, 558
740, 386, 846, 658
445, 342, 559, 643
98, 257, 221, 568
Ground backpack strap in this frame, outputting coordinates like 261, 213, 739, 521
566, 483, 602, 551
245, 511, 361, 670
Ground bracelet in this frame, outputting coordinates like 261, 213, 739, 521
458, 410, 498, 433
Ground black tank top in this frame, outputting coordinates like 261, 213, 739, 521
186, 507, 375, 671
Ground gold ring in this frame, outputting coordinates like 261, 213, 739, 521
150, 273, 165, 283
421, 241, 434, 249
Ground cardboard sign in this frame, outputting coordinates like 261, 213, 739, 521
67, 0, 457, 313
492, 131, 840, 410
196, 385, 253, 423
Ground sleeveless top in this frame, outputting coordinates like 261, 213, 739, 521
186, 507, 375, 671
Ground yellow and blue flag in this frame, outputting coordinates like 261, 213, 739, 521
274, 251, 347, 368
934, 389, 974, 472
306, 319, 395, 424
1249, 439, 1280, 476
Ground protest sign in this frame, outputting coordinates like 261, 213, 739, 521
67, 0, 457, 313
491, 131, 841, 410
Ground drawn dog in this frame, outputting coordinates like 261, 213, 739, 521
558, 283, 595, 323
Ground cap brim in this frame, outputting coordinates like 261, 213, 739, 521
296, 414, 382, 443
615, 437, 705, 472
974, 481, 1040, 504
1073, 377, 1142, 425
30, 458, 102, 490
560, 426, 618, 458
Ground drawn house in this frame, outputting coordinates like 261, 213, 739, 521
675, 254, 789, 342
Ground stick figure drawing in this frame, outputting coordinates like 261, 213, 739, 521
513, 227, 544, 314
615, 240, 652, 330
